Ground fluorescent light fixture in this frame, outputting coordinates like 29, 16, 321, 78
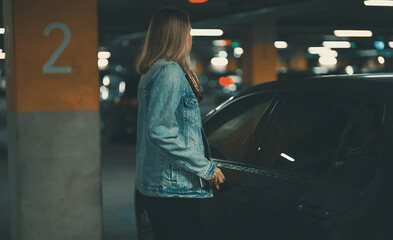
378, 56, 385, 64
308, 47, 337, 57
322, 41, 351, 48
280, 153, 295, 162
191, 29, 223, 36
319, 50, 338, 57
218, 51, 228, 58
274, 41, 288, 49
98, 51, 111, 59
364, 0, 393, 7
0, 28, 4, 34
0, 52, 5, 59
389, 41, 393, 48
319, 56, 337, 66
211, 57, 228, 66
308, 47, 331, 54
334, 30, 372, 37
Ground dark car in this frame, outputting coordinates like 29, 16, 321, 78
136, 74, 393, 240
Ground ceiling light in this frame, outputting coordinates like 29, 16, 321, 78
334, 30, 373, 37
364, 0, 393, 7
389, 41, 393, 48
322, 41, 351, 48
211, 57, 228, 66
319, 56, 337, 66
274, 41, 288, 49
0, 28, 4, 34
98, 51, 111, 59
308, 47, 332, 54
191, 29, 223, 36
189, 0, 208, 3
0, 52, 5, 59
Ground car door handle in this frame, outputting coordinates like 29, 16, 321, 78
297, 203, 330, 219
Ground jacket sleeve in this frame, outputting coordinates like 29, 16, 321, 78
146, 63, 216, 180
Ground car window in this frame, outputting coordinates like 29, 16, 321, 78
205, 93, 275, 163
256, 93, 358, 177
332, 103, 380, 187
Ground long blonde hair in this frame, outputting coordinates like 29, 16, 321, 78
137, 8, 192, 74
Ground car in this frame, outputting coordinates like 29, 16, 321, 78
136, 73, 393, 240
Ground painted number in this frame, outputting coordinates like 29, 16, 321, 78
43, 22, 72, 74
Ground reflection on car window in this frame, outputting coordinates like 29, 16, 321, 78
257, 93, 358, 177
206, 93, 275, 163
333, 103, 380, 187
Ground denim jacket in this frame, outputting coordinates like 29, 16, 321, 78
136, 59, 216, 198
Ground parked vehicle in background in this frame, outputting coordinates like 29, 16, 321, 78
136, 73, 393, 240
99, 70, 138, 142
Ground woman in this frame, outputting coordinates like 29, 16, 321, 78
135, 7, 225, 240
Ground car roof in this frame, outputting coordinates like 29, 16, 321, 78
236, 73, 393, 100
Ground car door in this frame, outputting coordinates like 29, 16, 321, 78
200, 91, 279, 240
249, 92, 381, 240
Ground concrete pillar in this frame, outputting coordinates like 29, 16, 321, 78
242, 17, 278, 86
3, 0, 102, 239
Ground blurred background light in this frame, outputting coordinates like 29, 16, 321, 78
389, 41, 393, 48
364, 0, 393, 7
98, 51, 111, 59
211, 57, 228, 66
103, 75, 110, 86
308, 47, 333, 55
0, 28, 4, 34
191, 29, 223, 36
98, 59, 109, 69
100, 86, 109, 100
322, 41, 351, 48
319, 56, 337, 66
189, 0, 208, 3
313, 67, 329, 74
219, 77, 234, 86
119, 81, 126, 93
345, 65, 354, 75
378, 56, 385, 64
234, 47, 244, 55
274, 41, 288, 49
212, 39, 231, 46
334, 30, 373, 37
374, 41, 385, 50
0, 52, 5, 59
218, 51, 228, 58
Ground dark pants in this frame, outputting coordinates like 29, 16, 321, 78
138, 191, 202, 240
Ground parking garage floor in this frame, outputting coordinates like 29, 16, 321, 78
0, 94, 217, 240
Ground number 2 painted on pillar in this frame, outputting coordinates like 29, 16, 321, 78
43, 22, 72, 74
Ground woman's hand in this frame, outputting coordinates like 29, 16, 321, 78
210, 167, 225, 190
